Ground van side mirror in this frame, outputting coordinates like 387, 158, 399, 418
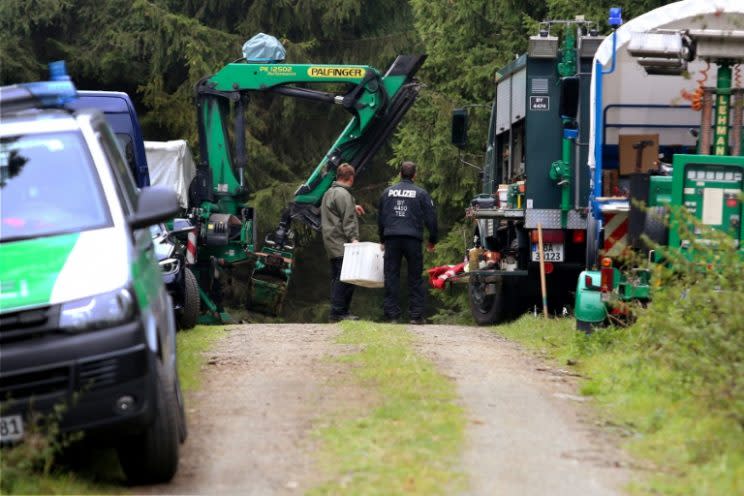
451, 108, 468, 148
559, 76, 580, 120
129, 186, 180, 230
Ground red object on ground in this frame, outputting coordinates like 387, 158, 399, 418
428, 262, 465, 289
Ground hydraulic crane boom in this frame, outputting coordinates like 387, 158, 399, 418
188, 48, 425, 319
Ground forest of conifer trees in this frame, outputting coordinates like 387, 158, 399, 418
0, 0, 674, 320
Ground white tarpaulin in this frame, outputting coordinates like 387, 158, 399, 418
145, 140, 196, 209
588, 0, 744, 171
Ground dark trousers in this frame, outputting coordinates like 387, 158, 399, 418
383, 236, 425, 319
330, 257, 354, 317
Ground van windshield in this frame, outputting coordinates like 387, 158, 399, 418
0, 131, 112, 242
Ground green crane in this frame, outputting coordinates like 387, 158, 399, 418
188, 37, 425, 321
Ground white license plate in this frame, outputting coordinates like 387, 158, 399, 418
0, 415, 24, 443
531, 242, 564, 262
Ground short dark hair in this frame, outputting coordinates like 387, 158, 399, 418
336, 163, 355, 181
400, 161, 416, 179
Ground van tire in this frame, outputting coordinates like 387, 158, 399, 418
178, 268, 199, 330
117, 360, 179, 485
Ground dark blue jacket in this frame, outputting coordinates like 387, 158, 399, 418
378, 179, 438, 243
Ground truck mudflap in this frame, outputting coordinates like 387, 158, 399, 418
574, 270, 607, 327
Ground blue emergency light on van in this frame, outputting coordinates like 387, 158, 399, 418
0, 60, 77, 113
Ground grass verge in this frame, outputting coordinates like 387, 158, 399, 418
177, 324, 227, 391
495, 314, 744, 496
309, 321, 466, 495
0, 325, 226, 494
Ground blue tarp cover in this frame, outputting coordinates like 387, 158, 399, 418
242, 33, 286, 62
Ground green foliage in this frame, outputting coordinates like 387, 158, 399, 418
310, 320, 465, 495
495, 212, 744, 495
0, 405, 122, 494
636, 208, 744, 423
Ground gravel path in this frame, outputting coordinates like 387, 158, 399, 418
142, 323, 352, 495
411, 324, 631, 496
141, 322, 631, 495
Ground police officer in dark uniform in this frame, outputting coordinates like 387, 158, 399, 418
378, 161, 438, 324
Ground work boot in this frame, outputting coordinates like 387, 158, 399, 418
330, 314, 360, 323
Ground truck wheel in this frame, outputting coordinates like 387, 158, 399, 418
117, 360, 180, 485
177, 268, 199, 330
468, 279, 504, 325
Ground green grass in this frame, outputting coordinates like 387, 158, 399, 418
176, 325, 228, 391
309, 321, 466, 495
495, 314, 744, 496
0, 325, 226, 494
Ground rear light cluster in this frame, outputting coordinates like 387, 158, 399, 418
600, 257, 614, 293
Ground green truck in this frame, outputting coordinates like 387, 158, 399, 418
574, 2, 744, 330
450, 18, 604, 324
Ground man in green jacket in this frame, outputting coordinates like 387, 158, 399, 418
321, 163, 364, 322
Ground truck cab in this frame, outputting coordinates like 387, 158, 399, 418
67, 91, 150, 188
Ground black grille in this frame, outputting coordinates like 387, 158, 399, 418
78, 358, 118, 391
0, 365, 70, 400
0, 306, 60, 344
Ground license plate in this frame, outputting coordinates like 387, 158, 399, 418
0, 415, 24, 443
531, 242, 564, 262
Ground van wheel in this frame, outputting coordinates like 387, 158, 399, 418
468, 279, 504, 325
177, 268, 199, 330
117, 360, 179, 485
176, 374, 188, 443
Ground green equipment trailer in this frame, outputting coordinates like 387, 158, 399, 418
187, 35, 425, 322
574, 2, 744, 331
450, 18, 605, 324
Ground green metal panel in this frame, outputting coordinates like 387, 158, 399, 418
525, 57, 563, 208
648, 176, 672, 206
669, 154, 744, 249
574, 270, 606, 323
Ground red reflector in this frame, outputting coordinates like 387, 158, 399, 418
727, 198, 738, 208
572, 230, 585, 244
600, 267, 614, 292
584, 274, 593, 287
544, 262, 554, 274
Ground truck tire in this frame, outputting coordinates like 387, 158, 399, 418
177, 268, 199, 330
117, 360, 180, 485
468, 279, 504, 325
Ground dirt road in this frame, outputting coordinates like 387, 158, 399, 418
143, 323, 630, 495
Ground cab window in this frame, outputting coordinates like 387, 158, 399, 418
97, 124, 139, 214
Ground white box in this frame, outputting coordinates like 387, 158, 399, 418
340, 242, 384, 288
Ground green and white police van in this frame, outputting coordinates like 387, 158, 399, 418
0, 63, 185, 484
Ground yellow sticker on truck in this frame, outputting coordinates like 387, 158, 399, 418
307, 66, 365, 79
